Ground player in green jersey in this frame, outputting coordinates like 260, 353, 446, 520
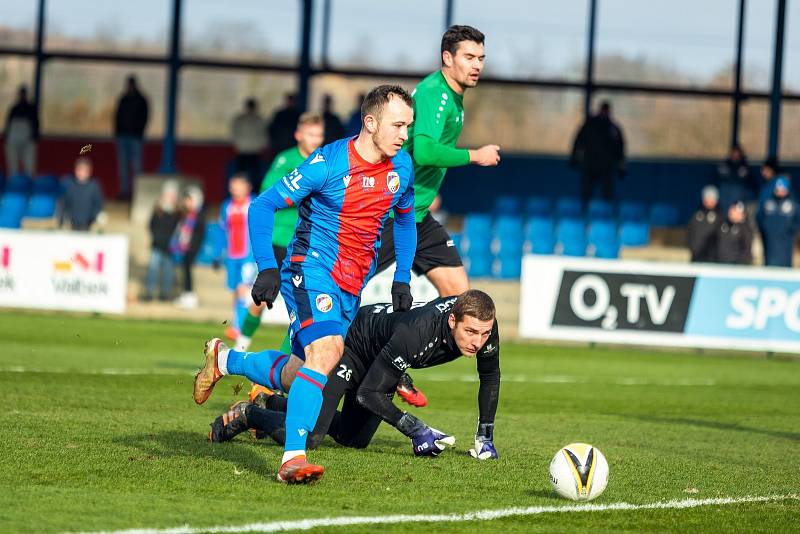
377, 25, 500, 297
233, 112, 324, 353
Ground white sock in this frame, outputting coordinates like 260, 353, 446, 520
235, 335, 252, 352
282, 450, 305, 464
217, 347, 230, 375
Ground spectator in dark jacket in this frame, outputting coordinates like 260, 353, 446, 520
321, 94, 345, 145
688, 185, 722, 263
170, 186, 206, 309
3, 85, 39, 176
716, 201, 753, 265
345, 93, 365, 137
570, 101, 626, 204
143, 181, 180, 301
114, 75, 149, 200
59, 157, 103, 231
715, 144, 756, 209
756, 176, 799, 267
267, 93, 301, 156
757, 156, 780, 205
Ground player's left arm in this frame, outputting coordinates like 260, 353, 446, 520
470, 320, 501, 460
390, 170, 416, 311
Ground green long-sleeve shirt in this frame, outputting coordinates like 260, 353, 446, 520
259, 146, 307, 248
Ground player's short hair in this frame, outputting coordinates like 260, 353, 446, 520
297, 111, 323, 128
441, 25, 485, 60
453, 289, 495, 322
75, 156, 92, 167
360, 84, 413, 123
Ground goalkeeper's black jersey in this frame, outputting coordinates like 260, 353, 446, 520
345, 296, 500, 375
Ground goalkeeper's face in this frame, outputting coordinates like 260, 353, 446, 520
445, 40, 485, 90
368, 96, 414, 159
449, 313, 494, 357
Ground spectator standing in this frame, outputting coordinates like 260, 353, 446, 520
3, 85, 39, 177
170, 186, 206, 309
267, 93, 301, 156
570, 101, 626, 204
114, 75, 149, 200
143, 181, 181, 302
345, 93, 365, 137
59, 157, 103, 231
688, 185, 722, 263
716, 201, 752, 265
321, 93, 345, 145
715, 144, 756, 209
757, 157, 780, 204
756, 176, 799, 267
230, 98, 266, 192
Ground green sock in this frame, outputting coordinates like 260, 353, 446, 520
279, 334, 292, 355
241, 311, 262, 337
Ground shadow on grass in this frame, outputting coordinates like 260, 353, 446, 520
114, 429, 274, 478
626, 415, 800, 443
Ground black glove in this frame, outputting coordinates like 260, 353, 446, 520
251, 268, 280, 308
391, 281, 412, 312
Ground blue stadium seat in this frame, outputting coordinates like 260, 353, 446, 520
650, 202, 680, 227
493, 214, 524, 255
492, 253, 522, 279
494, 195, 522, 215
525, 196, 552, 218
556, 218, 587, 257
449, 232, 462, 255
524, 216, 555, 255
619, 201, 647, 222
556, 196, 583, 219
464, 253, 492, 278
620, 220, 650, 247
33, 175, 61, 195
462, 213, 492, 254
588, 199, 614, 220
588, 220, 620, 259
0, 193, 28, 228
26, 194, 58, 219
7, 174, 32, 194
196, 222, 227, 265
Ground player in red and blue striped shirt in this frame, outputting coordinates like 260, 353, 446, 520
193, 85, 417, 484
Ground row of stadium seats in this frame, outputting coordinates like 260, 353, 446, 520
494, 195, 680, 227
0, 175, 63, 228
457, 213, 650, 279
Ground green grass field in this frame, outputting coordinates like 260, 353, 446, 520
1, 311, 798, 533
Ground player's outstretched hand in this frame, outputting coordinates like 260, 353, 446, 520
469, 144, 501, 167
251, 268, 280, 309
391, 281, 413, 312
468, 422, 498, 460
412, 426, 455, 457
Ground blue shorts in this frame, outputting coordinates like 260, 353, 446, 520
280, 262, 360, 359
224, 257, 256, 291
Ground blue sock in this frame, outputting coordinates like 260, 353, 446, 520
225, 349, 289, 392
284, 367, 328, 453
235, 298, 249, 330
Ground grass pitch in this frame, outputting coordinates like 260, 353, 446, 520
0, 311, 797, 533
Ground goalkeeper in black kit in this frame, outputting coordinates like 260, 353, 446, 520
210, 289, 500, 459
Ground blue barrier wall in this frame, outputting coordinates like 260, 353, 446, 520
440, 154, 800, 224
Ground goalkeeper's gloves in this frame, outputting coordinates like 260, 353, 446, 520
468, 422, 498, 460
251, 268, 280, 308
397, 413, 455, 457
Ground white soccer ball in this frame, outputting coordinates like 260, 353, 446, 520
549, 443, 609, 501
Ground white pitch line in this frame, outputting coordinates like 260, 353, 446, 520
72, 493, 799, 534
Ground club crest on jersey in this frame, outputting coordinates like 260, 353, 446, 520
316, 294, 333, 313
387, 171, 400, 194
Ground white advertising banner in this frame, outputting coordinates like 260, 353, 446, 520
519, 255, 800, 354
0, 230, 129, 314
260, 262, 438, 325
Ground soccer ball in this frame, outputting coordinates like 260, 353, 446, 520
549, 443, 609, 501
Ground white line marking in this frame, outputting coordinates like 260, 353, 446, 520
72, 494, 798, 534
0, 366, 192, 376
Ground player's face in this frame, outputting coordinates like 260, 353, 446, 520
444, 40, 485, 89
448, 314, 494, 357
229, 179, 251, 200
295, 123, 324, 156
75, 163, 92, 181
369, 96, 414, 159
